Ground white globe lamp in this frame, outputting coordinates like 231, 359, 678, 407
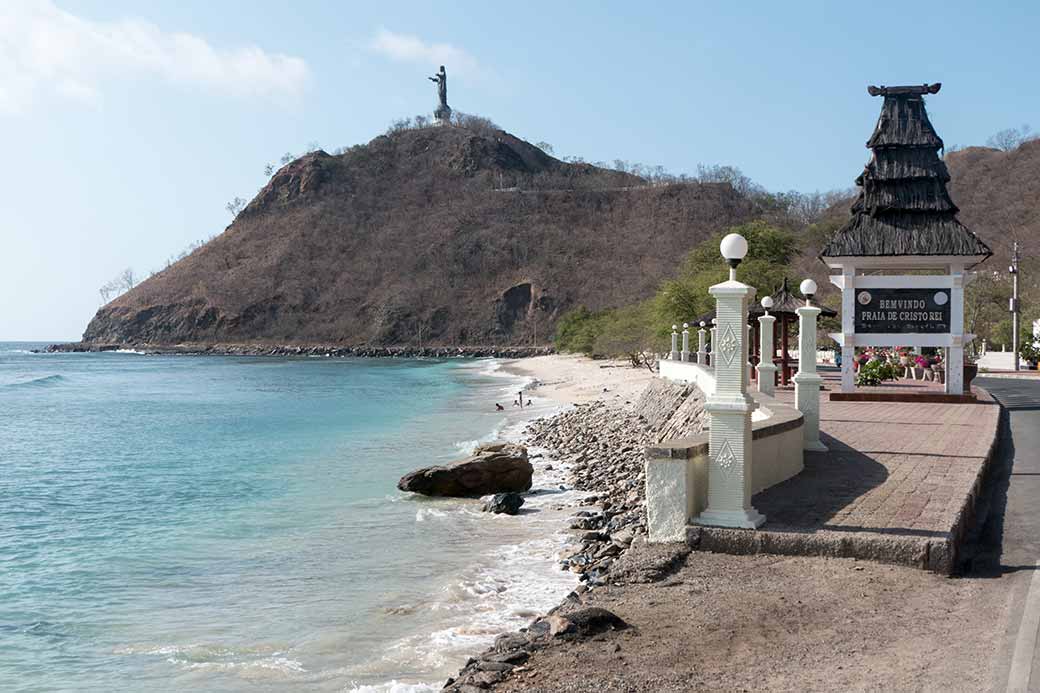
720, 233, 749, 278
800, 279, 818, 305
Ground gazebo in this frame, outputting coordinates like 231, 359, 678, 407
820, 83, 992, 395
749, 278, 837, 385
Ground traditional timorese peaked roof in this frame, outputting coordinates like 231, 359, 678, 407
748, 277, 837, 318
822, 83, 992, 262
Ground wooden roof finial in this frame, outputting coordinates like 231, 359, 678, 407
867, 83, 941, 97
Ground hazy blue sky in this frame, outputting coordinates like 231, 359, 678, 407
2, 0, 1037, 340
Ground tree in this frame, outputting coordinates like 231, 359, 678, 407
986, 125, 1036, 152
965, 271, 1012, 350
654, 220, 800, 329
263, 163, 275, 177
535, 141, 554, 155
226, 197, 247, 217
99, 277, 121, 303
279, 152, 295, 165
119, 268, 136, 292
98, 268, 136, 304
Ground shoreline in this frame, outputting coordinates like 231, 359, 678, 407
440, 355, 658, 691
42, 342, 554, 359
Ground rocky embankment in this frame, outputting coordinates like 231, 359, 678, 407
443, 378, 704, 691
43, 343, 553, 359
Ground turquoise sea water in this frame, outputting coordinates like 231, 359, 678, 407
0, 344, 577, 692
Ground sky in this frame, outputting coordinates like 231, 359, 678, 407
1, 0, 1038, 341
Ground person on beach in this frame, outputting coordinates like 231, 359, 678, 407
495, 403, 504, 411
518, 391, 524, 408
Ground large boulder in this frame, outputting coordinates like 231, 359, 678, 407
397, 442, 533, 497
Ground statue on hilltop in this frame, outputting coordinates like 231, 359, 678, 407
429, 65, 451, 122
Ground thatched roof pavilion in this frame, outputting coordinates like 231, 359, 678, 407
821, 83, 992, 264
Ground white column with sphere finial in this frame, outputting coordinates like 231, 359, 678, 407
757, 297, 777, 396
681, 323, 690, 362
793, 279, 827, 451
670, 325, 679, 361
697, 322, 708, 365
693, 233, 765, 530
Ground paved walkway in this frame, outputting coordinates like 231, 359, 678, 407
690, 374, 1001, 573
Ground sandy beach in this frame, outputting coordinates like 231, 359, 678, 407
501, 354, 657, 407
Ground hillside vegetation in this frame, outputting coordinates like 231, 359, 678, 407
79, 123, 1040, 354
82, 124, 759, 347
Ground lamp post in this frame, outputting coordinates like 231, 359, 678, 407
681, 323, 690, 362
757, 296, 777, 396
793, 279, 827, 451
1011, 241, 1020, 371
693, 233, 764, 529
697, 321, 708, 365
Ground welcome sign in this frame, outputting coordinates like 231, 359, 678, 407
854, 288, 951, 334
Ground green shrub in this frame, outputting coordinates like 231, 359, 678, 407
856, 359, 898, 386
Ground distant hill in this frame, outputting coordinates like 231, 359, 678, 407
81, 125, 756, 347
77, 126, 1040, 349
945, 139, 1040, 268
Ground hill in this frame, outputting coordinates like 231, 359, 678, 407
945, 139, 1040, 267
79, 124, 757, 348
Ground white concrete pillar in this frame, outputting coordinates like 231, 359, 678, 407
710, 320, 718, 368
840, 265, 856, 393
745, 323, 753, 383
681, 323, 690, 362
794, 302, 827, 452
697, 323, 707, 365
693, 273, 763, 530
947, 266, 966, 394
757, 313, 777, 396
670, 325, 679, 361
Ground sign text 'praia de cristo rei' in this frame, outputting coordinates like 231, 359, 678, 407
854, 288, 951, 334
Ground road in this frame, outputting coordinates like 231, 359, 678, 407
970, 377, 1040, 692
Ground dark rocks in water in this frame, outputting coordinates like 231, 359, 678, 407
482, 492, 525, 515
397, 442, 532, 497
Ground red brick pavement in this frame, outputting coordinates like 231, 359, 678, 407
695, 377, 1002, 573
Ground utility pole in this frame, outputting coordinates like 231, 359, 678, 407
1011, 240, 1020, 371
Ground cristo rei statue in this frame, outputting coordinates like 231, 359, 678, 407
429, 66, 451, 122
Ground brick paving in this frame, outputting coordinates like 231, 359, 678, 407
690, 373, 1001, 573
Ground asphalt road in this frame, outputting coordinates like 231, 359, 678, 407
970, 377, 1040, 692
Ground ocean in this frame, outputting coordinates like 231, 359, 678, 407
0, 343, 579, 692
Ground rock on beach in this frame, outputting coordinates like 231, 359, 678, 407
397, 442, 533, 497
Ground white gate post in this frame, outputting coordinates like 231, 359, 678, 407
697, 322, 708, 364
693, 233, 764, 530
793, 279, 827, 452
670, 325, 679, 361
757, 297, 777, 396
947, 266, 966, 394
681, 323, 690, 362
840, 265, 856, 392
745, 323, 753, 383
710, 319, 718, 368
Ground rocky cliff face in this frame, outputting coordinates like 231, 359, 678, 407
81, 125, 756, 347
